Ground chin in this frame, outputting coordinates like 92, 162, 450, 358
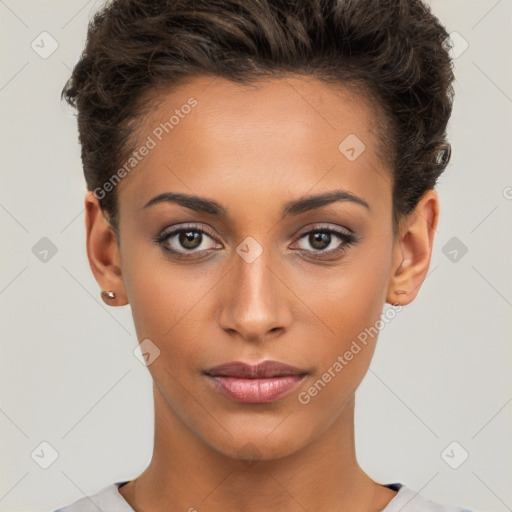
202, 422, 313, 464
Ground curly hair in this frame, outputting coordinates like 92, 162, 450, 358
61, 0, 455, 239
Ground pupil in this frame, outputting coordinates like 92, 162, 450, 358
180, 230, 201, 249
310, 232, 330, 250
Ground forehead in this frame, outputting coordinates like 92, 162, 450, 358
118, 74, 391, 215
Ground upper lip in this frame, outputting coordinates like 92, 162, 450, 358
204, 360, 307, 378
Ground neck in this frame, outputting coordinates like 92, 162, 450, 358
119, 383, 396, 512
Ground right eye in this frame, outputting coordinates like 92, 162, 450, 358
155, 224, 222, 259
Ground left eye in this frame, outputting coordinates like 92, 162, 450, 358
292, 227, 356, 256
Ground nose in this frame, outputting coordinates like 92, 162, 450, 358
217, 246, 292, 343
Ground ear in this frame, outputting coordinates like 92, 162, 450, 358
386, 189, 440, 306
84, 191, 128, 306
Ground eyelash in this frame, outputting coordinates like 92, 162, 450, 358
154, 223, 359, 260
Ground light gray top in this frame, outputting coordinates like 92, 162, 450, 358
53, 481, 475, 511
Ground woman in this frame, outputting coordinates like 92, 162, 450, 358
55, 0, 472, 510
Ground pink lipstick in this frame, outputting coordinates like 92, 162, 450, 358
203, 360, 307, 403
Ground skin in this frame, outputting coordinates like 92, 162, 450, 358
85, 74, 439, 511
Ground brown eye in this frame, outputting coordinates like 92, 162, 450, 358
308, 232, 332, 250
156, 224, 220, 258
290, 226, 358, 260
179, 230, 203, 249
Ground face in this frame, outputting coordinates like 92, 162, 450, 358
105, 75, 402, 460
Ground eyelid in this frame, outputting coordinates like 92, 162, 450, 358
291, 224, 357, 248
294, 223, 354, 238
158, 222, 218, 240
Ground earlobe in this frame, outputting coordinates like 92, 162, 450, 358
84, 191, 128, 306
385, 189, 440, 306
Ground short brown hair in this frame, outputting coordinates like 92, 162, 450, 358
62, 0, 455, 238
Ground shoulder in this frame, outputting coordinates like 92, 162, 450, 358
53, 480, 477, 512
53, 481, 134, 512
382, 483, 476, 512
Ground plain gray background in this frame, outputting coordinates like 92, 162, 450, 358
1, 1, 511, 511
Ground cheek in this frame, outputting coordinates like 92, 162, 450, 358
121, 244, 216, 374
299, 247, 393, 395
299, 243, 392, 341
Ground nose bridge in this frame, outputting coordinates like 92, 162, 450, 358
218, 240, 289, 340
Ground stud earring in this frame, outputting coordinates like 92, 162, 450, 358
101, 290, 116, 302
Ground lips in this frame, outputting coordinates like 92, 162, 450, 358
203, 360, 307, 379
203, 360, 308, 403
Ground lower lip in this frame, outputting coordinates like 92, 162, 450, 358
205, 374, 306, 403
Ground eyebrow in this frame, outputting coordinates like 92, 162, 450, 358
142, 189, 370, 216
282, 190, 370, 215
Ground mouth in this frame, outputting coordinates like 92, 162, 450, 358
203, 360, 308, 403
